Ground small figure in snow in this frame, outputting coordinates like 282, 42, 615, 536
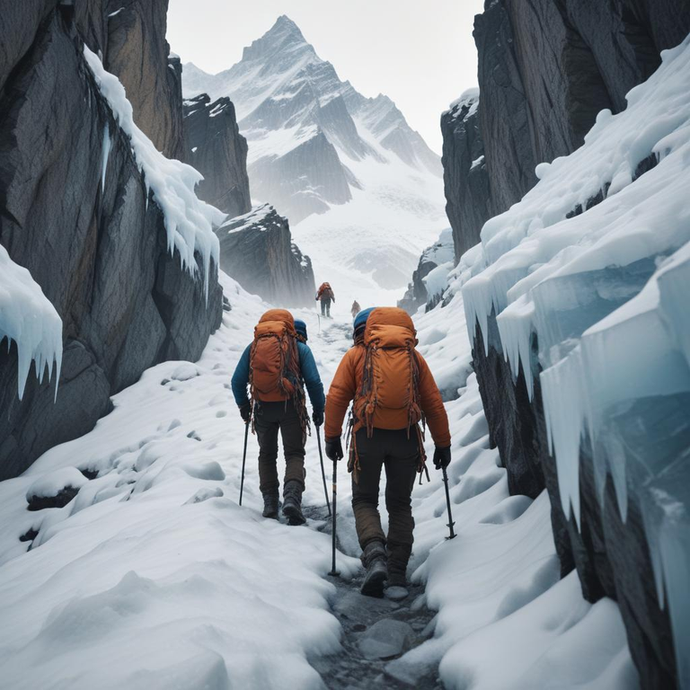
351, 300, 361, 320
232, 309, 325, 525
316, 282, 335, 318
324, 307, 451, 599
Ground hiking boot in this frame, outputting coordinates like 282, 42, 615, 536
385, 572, 409, 601
361, 541, 387, 598
262, 492, 280, 519
282, 481, 306, 525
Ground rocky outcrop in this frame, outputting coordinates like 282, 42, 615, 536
216, 204, 315, 307
445, 0, 690, 244
398, 229, 454, 314
183, 94, 251, 218
0, 3, 222, 480
440, 91, 490, 263
442, 1, 690, 686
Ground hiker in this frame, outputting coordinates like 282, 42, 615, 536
316, 282, 335, 318
324, 307, 451, 598
294, 319, 308, 344
351, 300, 361, 320
231, 309, 325, 525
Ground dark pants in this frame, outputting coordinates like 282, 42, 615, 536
254, 400, 305, 494
320, 299, 331, 317
351, 428, 419, 576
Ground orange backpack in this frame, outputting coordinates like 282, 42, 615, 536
249, 309, 301, 403
353, 307, 424, 436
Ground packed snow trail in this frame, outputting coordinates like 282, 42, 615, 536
0, 273, 637, 689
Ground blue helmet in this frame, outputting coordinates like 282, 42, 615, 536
294, 319, 308, 341
353, 307, 375, 330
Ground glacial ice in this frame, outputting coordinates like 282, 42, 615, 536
0, 245, 62, 400
83, 46, 224, 299
460, 35, 690, 684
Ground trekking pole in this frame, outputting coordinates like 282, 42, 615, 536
239, 421, 249, 506
442, 465, 456, 539
328, 456, 339, 577
316, 427, 331, 516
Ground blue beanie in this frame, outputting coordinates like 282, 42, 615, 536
294, 319, 308, 341
353, 307, 375, 330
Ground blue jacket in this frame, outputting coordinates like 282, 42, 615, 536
231, 341, 325, 413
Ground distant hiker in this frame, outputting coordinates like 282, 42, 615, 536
351, 300, 361, 319
316, 282, 335, 318
324, 307, 451, 598
232, 309, 325, 525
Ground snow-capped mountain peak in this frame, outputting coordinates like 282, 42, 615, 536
182, 16, 445, 298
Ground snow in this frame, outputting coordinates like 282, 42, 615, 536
84, 46, 224, 299
0, 268, 636, 688
446, 88, 479, 119
26, 467, 88, 501
0, 244, 62, 400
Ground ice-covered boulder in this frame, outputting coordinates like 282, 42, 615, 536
26, 468, 88, 511
216, 204, 316, 307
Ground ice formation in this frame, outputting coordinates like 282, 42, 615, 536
460, 36, 690, 683
83, 46, 224, 299
0, 245, 62, 400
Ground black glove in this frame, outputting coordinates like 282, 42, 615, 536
433, 446, 451, 470
239, 402, 252, 424
325, 437, 344, 461
312, 409, 324, 427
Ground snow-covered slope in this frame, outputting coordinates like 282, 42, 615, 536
182, 16, 446, 303
0, 271, 636, 689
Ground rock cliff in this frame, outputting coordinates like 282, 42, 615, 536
216, 204, 315, 307
0, 1, 222, 480
183, 94, 251, 218
441, 1, 690, 687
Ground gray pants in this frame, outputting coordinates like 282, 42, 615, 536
254, 400, 305, 494
320, 299, 331, 317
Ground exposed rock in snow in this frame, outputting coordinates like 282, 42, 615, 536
183, 93, 251, 218
217, 204, 316, 307
26, 468, 88, 511
0, 4, 222, 480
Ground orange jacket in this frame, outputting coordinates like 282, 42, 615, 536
325, 344, 451, 448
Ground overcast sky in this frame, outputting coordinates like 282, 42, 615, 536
167, 0, 485, 154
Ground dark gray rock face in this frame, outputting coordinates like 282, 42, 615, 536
0, 3, 222, 480
446, 0, 690, 256
216, 204, 315, 307
105, 0, 185, 159
443, 1, 690, 686
183, 94, 251, 218
440, 93, 490, 263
